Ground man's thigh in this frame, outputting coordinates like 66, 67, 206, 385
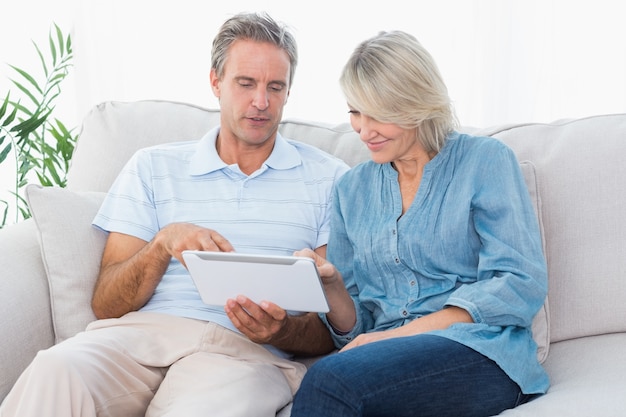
146, 352, 293, 417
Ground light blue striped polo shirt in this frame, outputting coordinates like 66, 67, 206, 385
93, 126, 350, 345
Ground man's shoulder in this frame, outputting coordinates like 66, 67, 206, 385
285, 139, 350, 170
130, 140, 199, 163
137, 140, 199, 154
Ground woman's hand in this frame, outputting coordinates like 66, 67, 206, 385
341, 306, 474, 352
294, 248, 357, 333
340, 330, 400, 352
293, 248, 342, 286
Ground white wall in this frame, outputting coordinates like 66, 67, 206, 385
68, 0, 626, 127
1, 0, 74, 225
4, 0, 626, 130
2, 0, 626, 224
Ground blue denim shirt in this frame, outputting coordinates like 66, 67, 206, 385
321, 132, 550, 394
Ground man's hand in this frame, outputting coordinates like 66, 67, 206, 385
93, 223, 234, 319
224, 295, 287, 344
157, 223, 235, 266
225, 295, 335, 356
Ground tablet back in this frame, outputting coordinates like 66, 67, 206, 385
182, 250, 329, 313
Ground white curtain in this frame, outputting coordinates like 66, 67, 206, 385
68, 0, 626, 128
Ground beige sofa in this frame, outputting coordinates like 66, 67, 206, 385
1, 100, 625, 416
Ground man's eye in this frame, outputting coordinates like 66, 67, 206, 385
269, 85, 284, 92
348, 110, 360, 115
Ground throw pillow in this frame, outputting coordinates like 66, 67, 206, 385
25, 184, 107, 343
519, 161, 550, 363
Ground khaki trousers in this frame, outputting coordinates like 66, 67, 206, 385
0, 312, 306, 417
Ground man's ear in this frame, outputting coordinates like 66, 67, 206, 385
210, 68, 220, 98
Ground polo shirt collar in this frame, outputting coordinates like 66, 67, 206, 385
189, 126, 302, 175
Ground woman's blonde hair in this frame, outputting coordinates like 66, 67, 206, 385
340, 31, 457, 153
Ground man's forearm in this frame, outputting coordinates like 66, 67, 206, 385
92, 234, 170, 319
271, 312, 336, 356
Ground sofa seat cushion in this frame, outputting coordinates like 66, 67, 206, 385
497, 333, 626, 416
26, 184, 107, 342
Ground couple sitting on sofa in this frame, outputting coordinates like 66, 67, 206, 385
0, 11, 548, 417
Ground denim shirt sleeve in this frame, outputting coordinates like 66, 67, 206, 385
319, 180, 375, 347
445, 143, 547, 328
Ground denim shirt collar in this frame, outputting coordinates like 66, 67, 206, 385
381, 131, 459, 179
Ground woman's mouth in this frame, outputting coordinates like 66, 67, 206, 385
365, 139, 389, 152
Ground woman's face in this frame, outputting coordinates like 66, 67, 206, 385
348, 109, 422, 164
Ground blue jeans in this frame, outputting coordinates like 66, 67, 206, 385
291, 334, 535, 417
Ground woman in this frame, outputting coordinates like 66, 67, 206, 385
290, 31, 549, 417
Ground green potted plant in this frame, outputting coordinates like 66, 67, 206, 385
0, 23, 77, 228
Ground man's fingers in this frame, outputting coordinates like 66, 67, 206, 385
225, 296, 288, 344
208, 230, 235, 252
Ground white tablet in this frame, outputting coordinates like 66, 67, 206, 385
182, 250, 329, 313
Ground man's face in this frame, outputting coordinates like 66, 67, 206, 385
211, 39, 291, 148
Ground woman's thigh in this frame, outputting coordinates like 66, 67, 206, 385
292, 334, 525, 417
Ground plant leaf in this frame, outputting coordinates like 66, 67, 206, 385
54, 22, 65, 57
0, 93, 9, 119
49, 29, 58, 66
11, 109, 52, 133
9, 79, 41, 108
1, 104, 18, 127
8, 65, 43, 94
0, 142, 12, 163
34, 41, 50, 79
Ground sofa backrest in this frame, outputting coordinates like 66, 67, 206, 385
67, 100, 370, 192
68, 100, 626, 347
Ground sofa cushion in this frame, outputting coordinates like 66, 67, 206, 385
497, 333, 626, 416
490, 114, 626, 343
66, 100, 370, 194
518, 161, 550, 364
0, 219, 55, 400
67, 100, 222, 193
26, 184, 106, 343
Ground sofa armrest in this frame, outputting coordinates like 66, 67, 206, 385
0, 219, 55, 401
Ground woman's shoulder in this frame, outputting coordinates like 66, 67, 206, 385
336, 160, 381, 188
446, 132, 516, 163
343, 159, 380, 177
453, 131, 510, 151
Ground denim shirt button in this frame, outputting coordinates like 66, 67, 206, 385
401, 310, 408, 316
410, 280, 416, 286
395, 258, 400, 263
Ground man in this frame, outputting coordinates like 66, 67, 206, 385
0, 12, 348, 417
